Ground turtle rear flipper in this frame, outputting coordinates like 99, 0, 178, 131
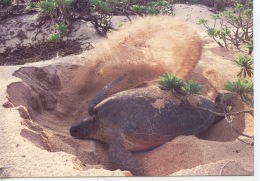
88, 74, 127, 116
108, 140, 144, 176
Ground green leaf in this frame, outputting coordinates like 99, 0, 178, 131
221, 93, 235, 101
224, 79, 253, 105
38, 0, 57, 12
235, 56, 253, 78
158, 72, 185, 91
183, 80, 206, 95
91, 0, 111, 13
48, 33, 60, 42
224, 79, 253, 94
130, 0, 170, 15
241, 93, 254, 107
55, 23, 68, 36
246, 39, 253, 53
211, 14, 221, 20
197, 18, 208, 25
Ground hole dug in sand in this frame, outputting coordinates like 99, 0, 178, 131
4, 62, 194, 174
5, 57, 202, 173
4, 16, 252, 176
5, 65, 116, 171
4, 60, 252, 176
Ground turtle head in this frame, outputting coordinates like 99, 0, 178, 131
70, 118, 94, 139
214, 90, 233, 124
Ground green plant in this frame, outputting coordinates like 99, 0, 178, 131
197, 0, 253, 49
48, 23, 68, 42
158, 72, 185, 91
37, 0, 73, 17
91, 0, 111, 13
246, 39, 253, 55
89, 0, 117, 36
37, 0, 57, 17
158, 73, 207, 95
183, 80, 206, 95
34, 0, 175, 37
130, 0, 173, 16
157, 72, 254, 146
48, 33, 61, 42
38, 0, 57, 11
235, 56, 253, 78
55, 0, 73, 14
55, 23, 68, 36
224, 79, 253, 106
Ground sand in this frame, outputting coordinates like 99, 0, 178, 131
0, 4, 254, 177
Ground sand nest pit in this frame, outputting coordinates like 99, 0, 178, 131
3, 15, 253, 176
3, 15, 203, 175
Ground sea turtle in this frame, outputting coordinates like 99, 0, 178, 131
70, 75, 225, 175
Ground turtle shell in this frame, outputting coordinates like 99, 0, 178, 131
93, 86, 216, 151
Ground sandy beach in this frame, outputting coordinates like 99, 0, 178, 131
0, 3, 254, 177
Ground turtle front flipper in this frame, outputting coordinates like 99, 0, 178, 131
88, 74, 127, 116
108, 140, 144, 176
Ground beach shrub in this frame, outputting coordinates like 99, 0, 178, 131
183, 80, 206, 95
37, 0, 58, 17
197, 0, 253, 50
130, 0, 173, 16
32, 0, 176, 36
159, 72, 185, 91
89, 0, 114, 35
246, 39, 253, 55
235, 55, 253, 78
158, 73, 205, 95
91, 0, 111, 13
158, 71, 253, 107
55, 23, 68, 36
158, 71, 254, 145
48, 33, 61, 42
48, 22, 68, 42
224, 79, 253, 106
37, 0, 73, 17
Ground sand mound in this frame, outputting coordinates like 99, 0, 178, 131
171, 160, 253, 176
138, 136, 254, 176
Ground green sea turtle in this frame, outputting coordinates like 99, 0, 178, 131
70, 75, 225, 175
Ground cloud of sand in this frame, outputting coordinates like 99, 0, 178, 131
71, 15, 202, 95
